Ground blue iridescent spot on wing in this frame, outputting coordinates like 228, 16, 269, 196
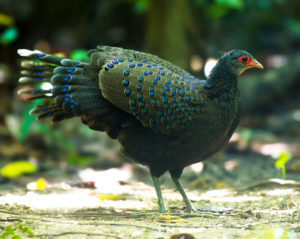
138, 94, 143, 100
130, 99, 136, 105
118, 59, 124, 62
112, 60, 118, 64
128, 59, 133, 62
68, 68, 75, 73
138, 77, 144, 82
143, 108, 148, 114
137, 63, 143, 66
125, 89, 132, 96
36, 53, 45, 58
123, 80, 129, 86
124, 71, 130, 76
107, 63, 114, 68
129, 64, 135, 68
161, 116, 167, 123
137, 85, 142, 90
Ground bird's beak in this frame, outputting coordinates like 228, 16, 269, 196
246, 59, 264, 69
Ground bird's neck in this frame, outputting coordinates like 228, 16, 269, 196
206, 62, 239, 97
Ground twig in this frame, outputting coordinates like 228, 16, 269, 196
0, 218, 21, 222
80, 222, 166, 232
237, 178, 300, 191
35, 231, 121, 238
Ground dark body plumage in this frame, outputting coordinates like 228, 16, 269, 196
18, 46, 262, 212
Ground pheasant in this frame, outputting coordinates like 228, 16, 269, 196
17, 46, 263, 213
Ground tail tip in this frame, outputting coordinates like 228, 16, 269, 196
17, 49, 43, 57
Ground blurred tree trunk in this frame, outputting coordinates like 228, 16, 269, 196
144, 0, 190, 69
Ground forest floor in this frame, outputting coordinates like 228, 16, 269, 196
1, 154, 300, 239
1, 115, 300, 238
0, 175, 300, 239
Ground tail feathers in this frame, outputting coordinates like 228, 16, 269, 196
18, 49, 100, 123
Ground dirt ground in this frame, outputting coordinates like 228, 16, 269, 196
1, 116, 300, 238
1, 161, 300, 239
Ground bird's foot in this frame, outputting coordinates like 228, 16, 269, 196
159, 204, 167, 213
185, 201, 196, 213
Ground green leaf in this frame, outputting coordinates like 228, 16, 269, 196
286, 19, 300, 36
71, 49, 89, 61
18, 99, 44, 143
0, 27, 18, 45
275, 151, 292, 169
215, 0, 244, 9
134, 0, 149, 14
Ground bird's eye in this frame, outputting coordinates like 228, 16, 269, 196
241, 56, 247, 61
237, 55, 250, 64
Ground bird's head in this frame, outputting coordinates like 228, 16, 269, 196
219, 49, 263, 76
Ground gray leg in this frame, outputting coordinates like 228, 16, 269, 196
170, 175, 195, 213
151, 175, 167, 213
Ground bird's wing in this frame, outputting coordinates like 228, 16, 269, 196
90, 48, 210, 135
89, 46, 191, 76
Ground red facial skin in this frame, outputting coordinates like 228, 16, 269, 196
238, 54, 263, 69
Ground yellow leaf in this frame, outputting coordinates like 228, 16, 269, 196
0, 161, 36, 178
0, 13, 14, 26
275, 152, 292, 169
98, 194, 121, 201
36, 178, 46, 190
155, 213, 183, 223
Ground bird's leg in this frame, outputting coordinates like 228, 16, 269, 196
170, 175, 195, 213
151, 175, 167, 213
